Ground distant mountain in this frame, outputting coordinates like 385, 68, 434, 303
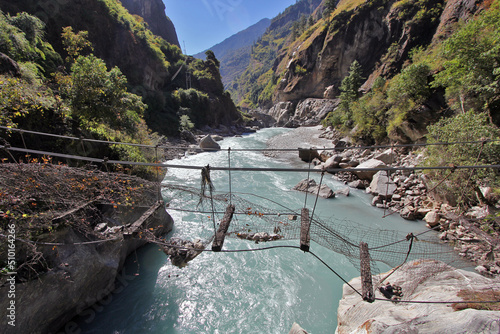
193, 18, 271, 60
194, 18, 271, 87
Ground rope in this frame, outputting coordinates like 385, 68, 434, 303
3, 125, 500, 152
2, 144, 500, 172
309, 171, 325, 227
228, 147, 232, 205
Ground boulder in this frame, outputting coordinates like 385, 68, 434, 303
374, 148, 398, 164
199, 135, 221, 151
268, 101, 294, 126
354, 159, 388, 180
298, 148, 321, 163
400, 206, 416, 220
348, 180, 366, 189
335, 187, 350, 197
337, 260, 500, 334
369, 171, 397, 198
180, 130, 197, 144
424, 210, 441, 228
293, 179, 334, 199
323, 155, 342, 170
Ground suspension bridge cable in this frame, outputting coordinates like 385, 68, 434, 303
2, 144, 499, 173
2, 125, 500, 152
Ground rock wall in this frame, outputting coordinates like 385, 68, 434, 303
0, 204, 173, 334
121, 0, 180, 47
336, 259, 500, 333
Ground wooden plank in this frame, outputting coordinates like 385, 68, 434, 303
212, 204, 235, 252
125, 201, 163, 235
300, 208, 311, 252
359, 241, 375, 302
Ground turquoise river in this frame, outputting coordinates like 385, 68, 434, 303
77, 128, 432, 334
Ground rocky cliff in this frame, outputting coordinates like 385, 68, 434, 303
275, 0, 449, 101
121, 0, 180, 47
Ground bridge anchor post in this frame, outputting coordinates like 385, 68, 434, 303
359, 241, 375, 302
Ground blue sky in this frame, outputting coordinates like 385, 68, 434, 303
163, 0, 297, 55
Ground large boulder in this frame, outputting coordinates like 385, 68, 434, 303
369, 171, 397, 198
199, 135, 221, 151
374, 148, 398, 165
354, 159, 388, 180
268, 101, 294, 126
293, 179, 334, 199
293, 98, 339, 126
337, 259, 500, 334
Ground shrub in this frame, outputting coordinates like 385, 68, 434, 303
424, 111, 500, 208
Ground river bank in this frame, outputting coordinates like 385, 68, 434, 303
0, 163, 173, 334
265, 125, 500, 278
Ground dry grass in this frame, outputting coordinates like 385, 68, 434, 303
452, 289, 500, 311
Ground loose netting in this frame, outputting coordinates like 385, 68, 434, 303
161, 168, 500, 304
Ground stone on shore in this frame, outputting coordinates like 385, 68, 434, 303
354, 159, 387, 180
293, 179, 334, 198
298, 148, 321, 162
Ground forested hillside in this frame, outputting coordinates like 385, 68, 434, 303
0, 0, 240, 177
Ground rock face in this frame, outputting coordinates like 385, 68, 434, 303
0, 204, 173, 334
336, 260, 500, 334
121, 0, 180, 47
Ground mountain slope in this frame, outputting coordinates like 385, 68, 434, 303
228, 0, 323, 108
193, 18, 270, 60
194, 18, 271, 88
121, 0, 180, 47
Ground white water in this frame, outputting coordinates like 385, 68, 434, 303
77, 128, 430, 333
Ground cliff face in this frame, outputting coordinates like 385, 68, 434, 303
275, 0, 486, 102
121, 0, 180, 47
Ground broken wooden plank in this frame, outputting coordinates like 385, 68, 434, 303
359, 241, 375, 302
212, 204, 235, 252
125, 201, 163, 235
300, 208, 311, 252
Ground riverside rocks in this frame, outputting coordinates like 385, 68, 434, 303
284, 126, 500, 277
337, 259, 500, 334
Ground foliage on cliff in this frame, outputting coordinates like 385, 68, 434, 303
0, 0, 240, 139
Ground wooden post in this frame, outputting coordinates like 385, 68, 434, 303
359, 241, 375, 302
300, 208, 311, 252
212, 204, 235, 252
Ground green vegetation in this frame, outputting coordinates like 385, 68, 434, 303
424, 112, 500, 208
0, 11, 160, 178
322, 60, 364, 131
320, 0, 500, 207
